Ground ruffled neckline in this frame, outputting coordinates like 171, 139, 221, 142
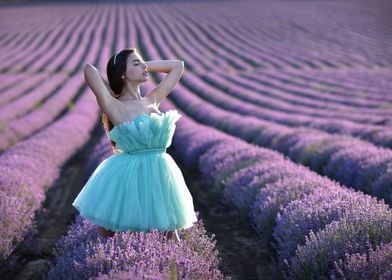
109, 109, 178, 133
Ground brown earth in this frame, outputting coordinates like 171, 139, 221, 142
171, 147, 282, 280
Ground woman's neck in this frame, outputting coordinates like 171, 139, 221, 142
120, 80, 142, 101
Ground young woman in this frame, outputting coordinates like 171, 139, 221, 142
72, 48, 198, 242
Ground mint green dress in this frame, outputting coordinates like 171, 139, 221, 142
72, 109, 198, 232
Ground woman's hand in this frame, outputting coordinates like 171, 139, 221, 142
143, 60, 184, 103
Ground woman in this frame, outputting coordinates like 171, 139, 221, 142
72, 48, 198, 242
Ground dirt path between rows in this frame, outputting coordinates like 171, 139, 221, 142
169, 148, 282, 280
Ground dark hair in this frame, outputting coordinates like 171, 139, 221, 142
102, 48, 136, 152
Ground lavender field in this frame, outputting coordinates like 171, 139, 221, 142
1, 0, 391, 279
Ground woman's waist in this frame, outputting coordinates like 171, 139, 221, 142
116, 147, 167, 155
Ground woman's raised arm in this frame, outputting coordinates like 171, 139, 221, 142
144, 60, 184, 103
84, 64, 118, 112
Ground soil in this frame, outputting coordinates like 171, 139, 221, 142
170, 148, 282, 280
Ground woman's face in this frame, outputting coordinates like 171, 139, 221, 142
124, 52, 148, 83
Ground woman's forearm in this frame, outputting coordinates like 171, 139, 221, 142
145, 60, 184, 73
84, 64, 116, 97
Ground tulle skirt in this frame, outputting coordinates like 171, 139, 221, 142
72, 150, 198, 232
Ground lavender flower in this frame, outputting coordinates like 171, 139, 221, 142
330, 241, 392, 280
47, 214, 230, 280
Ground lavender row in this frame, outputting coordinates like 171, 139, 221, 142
99, 2, 141, 72
0, 74, 74, 151
155, 4, 253, 71
0, 74, 67, 123
0, 90, 98, 262
272, 181, 392, 278
218, 70, 392, 116
57, 5, 105, 74
253, 68, 392, 102
47, 214, 229, 280
286, 68, 392, 98
0, 73, 48, 107
163, 98, 392, 279
0, 74, 28, 92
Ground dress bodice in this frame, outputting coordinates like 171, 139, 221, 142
107, 109, 181, 154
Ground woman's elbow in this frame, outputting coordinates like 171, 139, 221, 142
84, 64, 99, 80
176, 60, 185, 71
84, 64, 97, 73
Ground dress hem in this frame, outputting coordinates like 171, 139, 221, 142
73, 203, 198, 233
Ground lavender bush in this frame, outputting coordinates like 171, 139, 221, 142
286, 205, 392, 279
0, 91, 98, 261
273, 185, 389, 271
47, 214, 230, 280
